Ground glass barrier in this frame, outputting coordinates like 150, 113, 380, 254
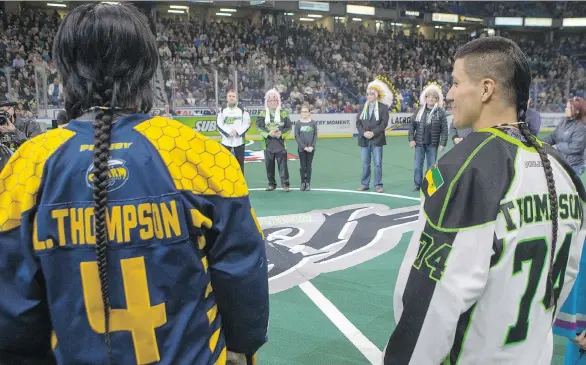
3, 59, 584, 118
2, 65, 55, 118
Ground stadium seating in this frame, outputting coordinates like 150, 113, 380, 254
0, 3, 585, 116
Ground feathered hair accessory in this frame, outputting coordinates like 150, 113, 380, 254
264, 88, 281, 108
415, 82, 445, 123
361, 76, 400, 121
264, 88, 282, 125
367, 78, 394, 108
418, 82, 444, 107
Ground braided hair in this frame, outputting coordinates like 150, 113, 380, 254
517, 106, 559, 316
52, 2, 158, 362
455, 36, 559, 318
508, 44, 560, 319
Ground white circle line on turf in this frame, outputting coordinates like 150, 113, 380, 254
248, 187, 421, 201
250, 185, 418, 363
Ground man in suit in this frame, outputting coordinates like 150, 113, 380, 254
357, 79, 391, 193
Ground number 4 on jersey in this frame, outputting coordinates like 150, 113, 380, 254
504, 232, 572, 345
413, 232, 453, 282
80, 257, 167, 364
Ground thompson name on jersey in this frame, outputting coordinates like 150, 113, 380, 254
385, 127, 586, 365
0, 114, 269, 365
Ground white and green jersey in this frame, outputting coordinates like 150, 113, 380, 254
384, 127, 586, 365
216, 103, 251, 148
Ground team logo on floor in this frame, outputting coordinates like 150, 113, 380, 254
244, 149, 298, 163
260, 204, 419, 293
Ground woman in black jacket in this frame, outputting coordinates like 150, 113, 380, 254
542, 97, 586, 175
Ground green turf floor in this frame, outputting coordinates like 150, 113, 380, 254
242, 135, 578, 365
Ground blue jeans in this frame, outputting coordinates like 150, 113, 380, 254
573, 165, 585, 176
414, 144, 438, 188
361, 146, 383, 187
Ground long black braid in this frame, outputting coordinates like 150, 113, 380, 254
516, 102, 559, 318
92, 108, 114, 364
52, 2, 158, 362
89, 76, 118, 363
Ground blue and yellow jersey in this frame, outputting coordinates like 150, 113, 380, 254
0, 114, 268, 365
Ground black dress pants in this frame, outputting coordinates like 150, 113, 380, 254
264, 149, 289, 187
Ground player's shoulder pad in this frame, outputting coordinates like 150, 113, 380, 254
422, 131, 516, 230
280, 110, 289, 118
0, 127, 76, 232
543, 143, 586, 203
134, 116, 248, 198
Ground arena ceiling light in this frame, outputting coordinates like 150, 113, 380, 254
216, 12, 232, 17
168, 9, 185, 14
307, 14, 323, 18
169, 5, 189, 10
453, 26, 466, 30
299, 17, 315, 22
352, 18, 363, 22
47, 2, 67, 7
220, 8, 237, 12
286, 13, 294, 16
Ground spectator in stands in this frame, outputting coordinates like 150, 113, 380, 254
47, 79, 63, 106
526, 98, 542, 135
0, 96, 42, 153
257, 88, 292, 192
356, 78, 390, 193
408, 84, 448, 191
542, 96, 586, 175
11, 54, 24, 69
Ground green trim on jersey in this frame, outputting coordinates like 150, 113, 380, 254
437, 135, 495, 226
478, 127, 543, 151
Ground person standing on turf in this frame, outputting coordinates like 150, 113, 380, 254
357, 77, 391, 193
217, 89, 251, 172
542, 97, 586, 176
449, 120, 472, 145
383, 36, 586, 365
257, 88, 292, 192
408, 84, 448, 192
294, 104, 317, 191
526, 97, 542, 136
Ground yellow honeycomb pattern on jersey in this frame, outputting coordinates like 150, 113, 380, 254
0, 128, 76, 232
134, 117, 248, 198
